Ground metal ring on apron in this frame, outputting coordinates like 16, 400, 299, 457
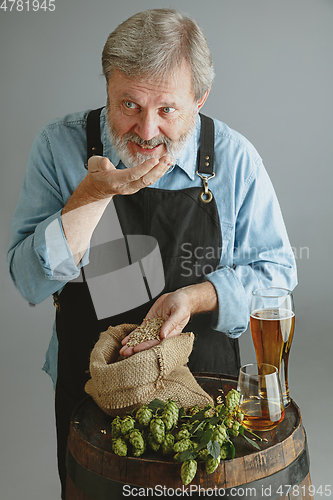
196, 171, 215, 204
200, 189, 213, 204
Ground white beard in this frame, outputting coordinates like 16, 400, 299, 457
105, 106, 197, 169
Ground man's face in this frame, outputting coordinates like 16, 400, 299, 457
106, 63, 208, 168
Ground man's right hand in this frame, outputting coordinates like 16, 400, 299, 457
82, 154, 174, 200
62, 154, 173, 264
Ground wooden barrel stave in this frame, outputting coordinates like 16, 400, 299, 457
66, 374, 312, 499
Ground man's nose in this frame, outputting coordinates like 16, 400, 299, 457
134, 110, 160, 140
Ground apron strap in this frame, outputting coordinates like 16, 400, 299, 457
198, 113, 215, 176
197, 114, 215, 203
86, 107, 104, 161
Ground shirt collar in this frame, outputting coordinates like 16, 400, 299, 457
171, 116, 200, 180
100, 107, 200, 181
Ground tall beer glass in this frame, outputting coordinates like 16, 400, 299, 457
250, 288, 295, 407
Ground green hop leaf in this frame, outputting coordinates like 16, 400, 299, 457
207, 440, 220, 460
215, 404, 226, 418
176, 448, 198, 462
239, 426, 261, 450
148, 398, 165, 411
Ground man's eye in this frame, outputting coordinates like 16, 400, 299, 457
162, 107, 175, 114
124, 101, 137, 109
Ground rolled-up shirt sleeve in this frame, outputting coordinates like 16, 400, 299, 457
34, 209, 89, 280
7, 128, 88, 304
205, 158, 297, 337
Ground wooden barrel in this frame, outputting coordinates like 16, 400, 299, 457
65, 374, 312, 499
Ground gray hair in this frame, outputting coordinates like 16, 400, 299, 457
102, 8, 215, 101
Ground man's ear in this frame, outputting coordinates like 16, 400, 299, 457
196, 86, 211, 111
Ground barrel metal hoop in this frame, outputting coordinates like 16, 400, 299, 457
66, 444, 310, 499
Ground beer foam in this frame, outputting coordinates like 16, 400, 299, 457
250, 308, 295, 320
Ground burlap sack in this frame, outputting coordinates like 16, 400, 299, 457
85, 323, 213, 416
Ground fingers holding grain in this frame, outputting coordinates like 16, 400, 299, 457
119, 317, 165, 357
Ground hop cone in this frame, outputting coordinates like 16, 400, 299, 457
166, 399, 179, 416
162, 401, 179, 430
229, 421, 240, 437
225, 417, 234, 429
112, 437, 127, 457
121, 416, 135, 436
128, 429, 145, 450
181, 460, 197, 486
204, 405, 216, 418
130, 429, 146, 457
225, 389, 240, 412
161, 433, 175, 456
132, 444, 145, 457
136, 405, 153, 427
150, 417, 165, 444
173, 438, 192, 453
176, 428, 190, 441
205, 455, 221, 474
211, 424, 228, 446
220, 443, 230, 460
187, 405, 199, 416
147, 432, 160, 452
197, 448, 209, 461
236, 410, 244, 423
111, 416, 122, 439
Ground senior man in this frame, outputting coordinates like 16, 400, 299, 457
7, 8, 297, 496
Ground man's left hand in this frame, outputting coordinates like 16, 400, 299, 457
119, 281, 218, 356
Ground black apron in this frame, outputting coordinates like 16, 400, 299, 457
55, 109, 240, 497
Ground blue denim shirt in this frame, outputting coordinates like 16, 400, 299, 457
7, 108, 297, 387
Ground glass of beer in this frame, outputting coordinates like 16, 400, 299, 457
237, 363, 285, 431
250, 287, 295, 407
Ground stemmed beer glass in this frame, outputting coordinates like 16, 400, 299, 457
250, 288, 295, 407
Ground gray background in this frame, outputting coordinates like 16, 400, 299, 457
1, 0, 332, 498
